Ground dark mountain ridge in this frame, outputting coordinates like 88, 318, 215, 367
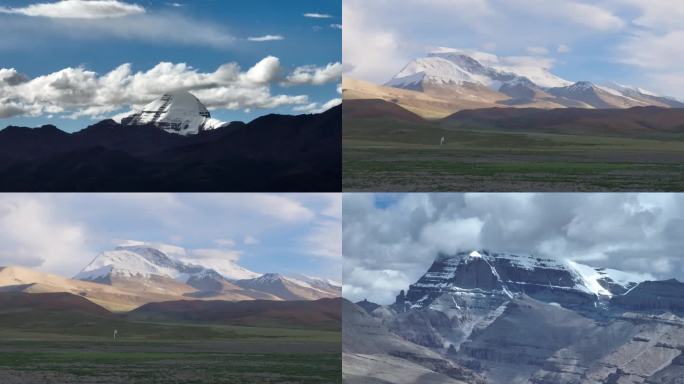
0, 106, 341, 192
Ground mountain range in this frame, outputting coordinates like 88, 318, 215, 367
344, 48, 684, 120
343, 250, 684, 384
0, 243, 340, 312
0, 105, 341, 192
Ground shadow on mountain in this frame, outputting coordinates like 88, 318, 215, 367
0, 106, 341, 192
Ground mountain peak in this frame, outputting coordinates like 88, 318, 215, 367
123, 91, 226, 135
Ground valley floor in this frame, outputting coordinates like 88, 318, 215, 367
343, 119, 684, 191
0, 319, 341, 384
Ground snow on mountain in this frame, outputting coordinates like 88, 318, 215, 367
397, 250, 652, 313
180, 258, 260, 281
123, 91, 227, 135
385, 48, 682, 109
386, 48, 566, 94
74, 243, 259, 285
236, 273, 341, 300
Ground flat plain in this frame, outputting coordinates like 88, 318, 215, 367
0, 310, 341, 384
343, 115, 684, 192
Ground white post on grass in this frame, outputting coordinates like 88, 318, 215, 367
113, 329, 118, 342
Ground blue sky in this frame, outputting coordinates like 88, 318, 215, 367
344, 0, 684, 99
0, 193, 341, 280
0, 0, 341, 131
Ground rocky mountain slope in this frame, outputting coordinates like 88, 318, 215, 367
345, 250, 684, 384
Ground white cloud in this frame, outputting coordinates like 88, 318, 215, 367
284, 62, 343, 86
343, 193, 684, 304
243, 235, 259, 245
0, 10, 235, 49
0, 0, 144, 19
189, 248, 241, 262
0, 196, 89, 277
242, 56, 281, 84
303, 13, 332, 19
0, 194, 337, 278
617, 0, 684, 30
305, 220, 341, 259
330, 23, 342, 30
292, 98, 341, 114
0, 56, 339, 119
247, 35, 284, 42
509, 0, 625, 31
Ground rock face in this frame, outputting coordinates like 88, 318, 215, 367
398, 250, 599, 312
612, 279, 684, 312
348, 250, 684, 384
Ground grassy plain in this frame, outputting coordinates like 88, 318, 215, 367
343, 119, 684, 191
0, 311, 341, 384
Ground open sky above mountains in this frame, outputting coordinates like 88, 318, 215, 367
343, 0, 684, 100
343, 193, 684, 304
0, 193, 341, 280
0, 0, 341, 131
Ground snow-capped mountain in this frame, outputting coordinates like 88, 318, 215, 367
385, 49, 684, 110
74, 244, 237, 293
358, 250, 684, 383
73, 243, 339, 302
236, 273, 341, 301
122, 91, 227, 135
396, 250, 648, 312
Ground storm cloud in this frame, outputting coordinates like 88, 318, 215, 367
343, 193, 684, 304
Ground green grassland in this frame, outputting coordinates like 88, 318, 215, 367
0, 311, 341, 384
343, 119, 684, 191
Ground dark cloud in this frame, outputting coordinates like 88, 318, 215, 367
343, 193, 684, 304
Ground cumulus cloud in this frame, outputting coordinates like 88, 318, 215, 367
0, 0, 145, 19
0, 57, 340, 120
0, 194, 336, 278
284, 62, 343, 86
0, 196, 89, 277
247, 35, 284, 42
344, 193, 684, 304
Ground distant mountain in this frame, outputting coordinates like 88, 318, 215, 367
0, 106, 341, 192
235, 273, 341, 301
361, 48, 684, 118
347, 249, 684, 384
130, 297, 341, 330
74, 244, 338, 302
442, 105, 684, 139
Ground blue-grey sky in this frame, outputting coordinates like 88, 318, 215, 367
344, 0, 684, 99
344, 193, 684, 304
0, 0, 341, 131
0, 193, 341, 280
